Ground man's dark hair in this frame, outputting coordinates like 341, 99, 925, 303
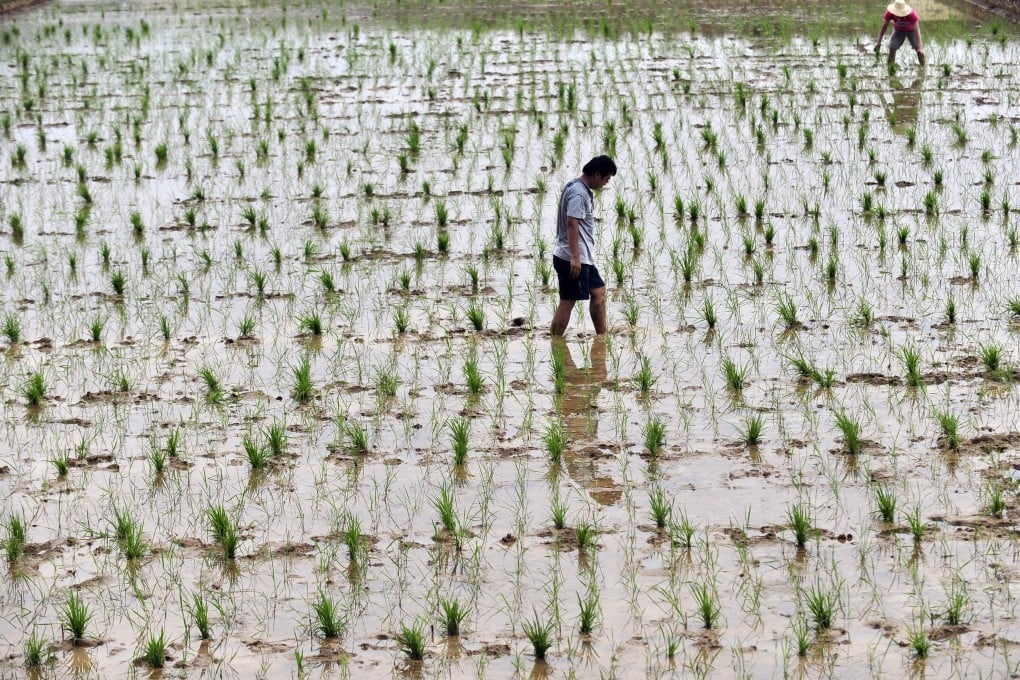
583, 155, 617, 177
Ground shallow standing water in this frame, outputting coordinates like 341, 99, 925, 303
2, 0, 1020, 677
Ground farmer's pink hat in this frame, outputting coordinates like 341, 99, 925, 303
887, 0, 912, 16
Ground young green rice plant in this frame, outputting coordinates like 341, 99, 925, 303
237, 314, 255, 339
393, 306, 410, 334
776, 294, 798, 328
551, 494, 568, 530
980, 343, 1004, 375
792, 620, 811, 657
207, 505, 239, 559
342, 420, 369, 454
149, 444, 167, 474
243, 434, 271, 469
52, 449, 71, 477
643, 417, 666, 456
463, 356, 483, 393
376, 368, 398, 399
622, 298, 640, 327
691, 583, 722, 629
701, 297, 716, 329
140, 629, 167, 668
945, 296, 956, 324
395, 619, 427, 661
466, 300, 484, 331
575, 521, 597, 552
21, 372, 45, 407
969, 252, 981, 280
981, 188, 992, 212
522, 612, 555, 660
648, 487, 671, 529
898, 345, 923, 387
787, 503, 812, 548
312, 591, 344, 638
944, 577, 969, 626
450, 416, 470, 466
986, 483, 1006, 518
1007, 298, 1020, 317
62, 592, 93, 641
544, 420, 568, 464
834, 411, 862, 455
578, 591, 600, 635
908, 623, 930, 658
611, 258, 625, 286
110, 269, 126, 296
852, 298, 874, 327
4, 514, 26, 562
924, 190, 939, 216
722, 357, 747, 392
23, 633, 47, 668
805, 582, 837, 630
439, 597, 467, 636
2, 313, 20, 344
293, 357, 313, 402
433, 485, 457, 533
634, 356, 656, 395
437, 229, 450, 254
159, 315, 171, 341
906, 505, 925, 543
435, 200, 448, 228
933, 409, 960, 449
88, 316, 105, 342
741, 414, 764, 445
874, 485, 898, 523
249, 269, 267, 297
190, 592, 211, 639
198, 366, 223, 403
669, 512, 697, 550
298, 311, 323, 336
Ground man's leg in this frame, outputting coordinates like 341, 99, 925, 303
888, 48, 897, 64
551, 300, 576, 336
589, 286, 607, 335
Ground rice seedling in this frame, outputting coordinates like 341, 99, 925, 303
874, 485, 897, 523
575, 521, 597, 551
110, 270, 126, 296
834, 411, 861, 455
198, 366, 223, 403
466, 300, 484, 331
433, 485, 457, 533
342, 420, 369, 454
644, 417, 666, 455
376, 369, 398, 398
776, 294, 798, 328
634, 356, 656, 394
243, 434, 271, 469
898, 345, 923, 387
522, 612, 555, 660
61, 592, 93, 641
906, 505, 925, 543
648, 487, 671, 529
691, 583, 722, 629
544, 420, 568, 464
722, 357, 747, 392
945, 297, 956, 324
23, 633, 47, 668
986, 483, 1006, 518
980, 343, 1004, 375
551, 494, 568, 530
190, 593, 211, 639
578, 591, 600, 635
701, 297, 716, 329
741, 414, 764, 445
933, 409, 960, 449
439, 597, 467, 636
312, 591, 344, 638
908, 624, 930, 658
450, 416, 470, 466
21, 372, 45, 407
805, 582, 837, 630
293, 357, 313, 402
4, 514, 27, 563
298, 311, 323, 336
140, 629, 168, 668
2, 313, 20, 344
787, 503, 812, 548
207, 504, 239, 559
463, 355, 483, 393
395, 619, 427, 661
393, 306, 410, 334
969, 252, 981, 280
944, 578, 969, 626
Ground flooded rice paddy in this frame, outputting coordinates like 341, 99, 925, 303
3, 0, 1020, 677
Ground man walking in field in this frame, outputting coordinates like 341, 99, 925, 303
550, 155, 617, 336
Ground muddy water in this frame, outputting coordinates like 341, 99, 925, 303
2, 0, 1020, 677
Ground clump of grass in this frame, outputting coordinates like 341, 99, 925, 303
986, 483, 1006, 518
898, 345, 923, 387
933, 409, 960, 450
634, 356, 656, 394
578, 591, 599, 635
21, 372, 46, 407
2, 313, 20, 344
466, 300, 484, 331
450, 417, 470, 466
740, 414, 763, 445
522, 612, 555, 660
23, 633, 47, 668
874, 485, 897, 523
190, 593, 211, 639
198, 366, 223, 403
648, 488, 671, 529
944, 578, 969, 626
61, 592, 93, 641
669, 513, 697, 549
643, 418, 666, 455
207, 505, 239, 559
906, 505, 925, 543
439, 597, 467, 636
140, 629, 168, 668
463, 356, 483, 393
395, 620, 427, 661
544, 420, 568, 464
433, 485, 457, 533
722, 357, 747, 392
776, 294, 798, 328
805, 582, 837, 630
243, 434, 271, 469
342, 420, 369, 454
787, 504, 812, 548
834, 411, 862, 455
908, 624, 930, 658
312, 591, 345, 638
980, 343, 1006, 377
298, 311, 323, 336
293, 357, 313, 402
691, 583, 722, 629
4, 514, 27, 562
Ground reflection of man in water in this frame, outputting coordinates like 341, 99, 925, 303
552, 336, 620, 506
884, 70, 925, 137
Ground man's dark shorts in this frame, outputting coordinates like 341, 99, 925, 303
553, 255, 605, 301
890, 29, 920, 50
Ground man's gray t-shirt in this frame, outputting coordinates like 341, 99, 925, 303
553, 177, 595, 265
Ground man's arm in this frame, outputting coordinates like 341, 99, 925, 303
875, 19, 890, 52
566, 217, 581, 278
